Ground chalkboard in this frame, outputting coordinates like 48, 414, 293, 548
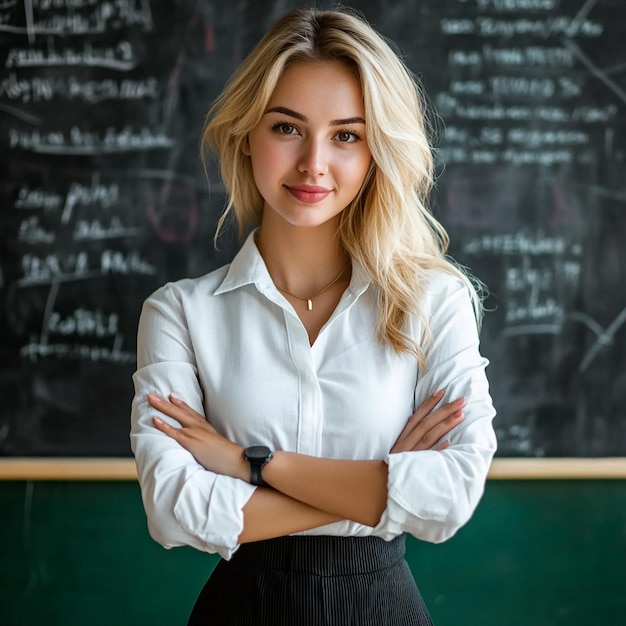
2, 480, 626, 625
1, 0, 624, 459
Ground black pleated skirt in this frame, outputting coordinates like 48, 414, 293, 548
188, 534, 434, 625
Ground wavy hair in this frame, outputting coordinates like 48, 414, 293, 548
202, 7, 483, 368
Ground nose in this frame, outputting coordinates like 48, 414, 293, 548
297, 137, 328, 176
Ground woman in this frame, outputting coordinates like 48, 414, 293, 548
130, 7, 497, 625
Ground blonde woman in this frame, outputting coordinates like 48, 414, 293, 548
130, 7, 496, 625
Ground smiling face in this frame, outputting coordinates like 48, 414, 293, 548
243, 60, 372, 233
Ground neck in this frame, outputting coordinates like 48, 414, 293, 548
256, 219, 348, 295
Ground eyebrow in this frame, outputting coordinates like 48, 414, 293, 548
265, 106, 365, 126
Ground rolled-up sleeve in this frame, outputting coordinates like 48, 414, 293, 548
129, 284, 256, 560
373, 274, 497, 543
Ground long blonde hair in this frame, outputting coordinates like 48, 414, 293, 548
202, 7, 483, 368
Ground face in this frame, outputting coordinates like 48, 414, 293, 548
243, 60, 372, 232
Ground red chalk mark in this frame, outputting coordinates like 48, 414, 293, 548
146, 184, 199, 244
547, 182, 583, 228
446, 179, 492, 228
205, 23, 214, 52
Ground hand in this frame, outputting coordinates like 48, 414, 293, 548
390, 389, 464, 453
148, 393, 247, 480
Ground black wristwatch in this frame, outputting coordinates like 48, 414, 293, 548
243, 445, 273, 487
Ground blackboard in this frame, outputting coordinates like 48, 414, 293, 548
1, 0, 624, 460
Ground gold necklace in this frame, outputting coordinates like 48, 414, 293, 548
276, 264, 349, 311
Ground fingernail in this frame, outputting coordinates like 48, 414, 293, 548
147, 393, 161, 403
433, 389, 445, 398
169, 393, 182, 404
453, 397, 465, 406
453, 409, 464, 419
153, 416, 163, 425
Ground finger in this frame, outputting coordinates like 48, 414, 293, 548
394, 397, 464, 449
416, 409, 464, 450
410, 389, 446, 424
393, 390, 445, 446
148, 393, 204, 425
153, 416, 182, 439
405, 407, 463, 450
169, 394, 205, 420
392, 408, 463, 453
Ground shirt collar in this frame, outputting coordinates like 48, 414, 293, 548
213, 230, 272, 295
213, 229, 371, 300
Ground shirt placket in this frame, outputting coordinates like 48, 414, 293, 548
282, 310, 324, 458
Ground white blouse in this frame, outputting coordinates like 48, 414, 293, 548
130, 232, 497, 560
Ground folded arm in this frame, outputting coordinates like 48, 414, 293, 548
149, 388, 464, 539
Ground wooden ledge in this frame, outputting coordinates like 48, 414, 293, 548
0, 457, 625, 481
0, 458, 137, 480
487, 457, 626, 479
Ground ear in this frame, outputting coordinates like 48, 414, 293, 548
242, 135, 251, 156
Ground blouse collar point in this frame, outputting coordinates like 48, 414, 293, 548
213, 231, 272, 296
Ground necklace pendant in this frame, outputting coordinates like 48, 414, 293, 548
307, 299, 313, 311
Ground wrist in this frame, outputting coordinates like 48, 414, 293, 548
243, 445, 274, 487
231, 444, 249, 481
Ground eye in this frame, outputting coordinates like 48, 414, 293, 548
335, 130, 361, 143
272, 122, 299, 136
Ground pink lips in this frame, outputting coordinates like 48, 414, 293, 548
286, 184, 331, 203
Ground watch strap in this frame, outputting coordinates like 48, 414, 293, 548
250, 462, 270, 488
244, 446, 273, 487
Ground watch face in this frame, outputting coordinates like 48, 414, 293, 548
245, 445, 271, 462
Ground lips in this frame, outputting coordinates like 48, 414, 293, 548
285, 184, 332, 203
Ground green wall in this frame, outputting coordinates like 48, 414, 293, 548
1, 480, 625, 625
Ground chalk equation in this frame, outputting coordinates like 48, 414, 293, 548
433, 0, 624, 169
0, 0, 154, 39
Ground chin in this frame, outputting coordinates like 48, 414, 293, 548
288, 217, 340, 231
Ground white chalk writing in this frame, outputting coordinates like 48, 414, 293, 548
21, 336, 135, 363
0, 0, 153, 37
61, 179, 119, 223
73, 217, 140, 241
47, 308, 119, 338
15, 186, 62, 211
18, 248, 155, 286
0, 73, 159, 103
8, 126, 173, 154
5, 40, 137, 70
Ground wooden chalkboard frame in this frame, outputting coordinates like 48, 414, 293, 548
0, 458, 624, 480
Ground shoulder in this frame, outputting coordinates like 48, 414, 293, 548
421, 268, 473, 304
415, 267, 481, 331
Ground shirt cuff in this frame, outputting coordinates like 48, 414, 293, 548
173, 470, 256, 560
371, 451, 457, 542
370, 455, 410, 541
